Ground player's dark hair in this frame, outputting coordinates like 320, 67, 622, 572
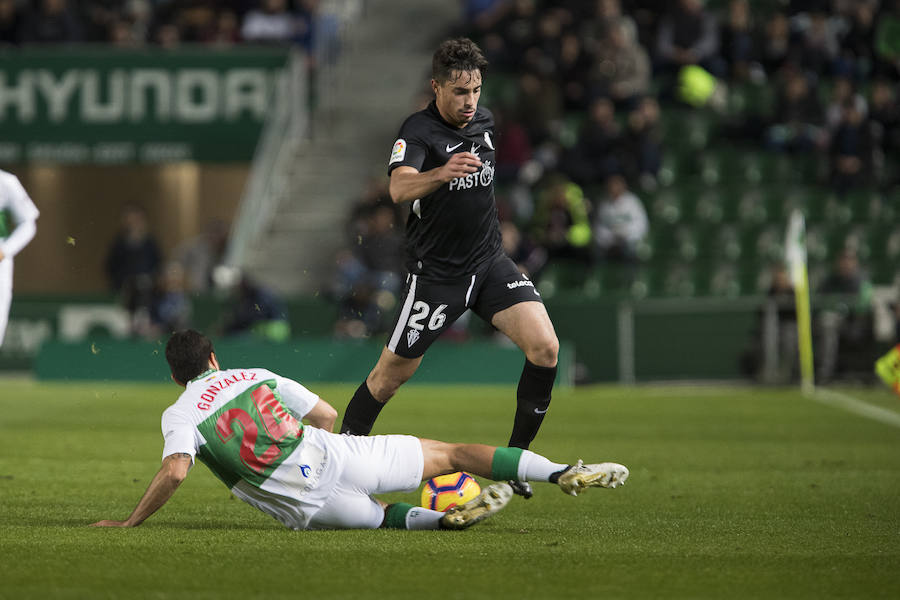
166, 329, 215, 384
432, 38, 488, 85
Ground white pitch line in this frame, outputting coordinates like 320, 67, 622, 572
811, 388, 900, 429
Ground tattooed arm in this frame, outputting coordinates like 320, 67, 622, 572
90, 453, 192, 528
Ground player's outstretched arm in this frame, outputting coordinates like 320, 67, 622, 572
90, 453, 191, 528
303, 398, 338, 432
389, 152, 482, 204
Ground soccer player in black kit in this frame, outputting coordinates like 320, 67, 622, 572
340, 38, 560, 498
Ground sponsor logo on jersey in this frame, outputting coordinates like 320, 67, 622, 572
389, 139, 406, 164
445, 141, 464, 152
407, 328, 420, 348
506, 278, 535, 290
299, 464, 311, 477
448, 160, 493, 191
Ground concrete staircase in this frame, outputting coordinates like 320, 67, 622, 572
243, 0, 458, 295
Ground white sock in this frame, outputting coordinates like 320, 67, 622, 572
517, 450, 568, 482
405, 506, 445, 530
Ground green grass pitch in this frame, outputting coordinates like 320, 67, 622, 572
1, 379, 899, 599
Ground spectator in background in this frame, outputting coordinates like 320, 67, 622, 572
741, 262, 797, 382
759, 12, 791, 75
0, 0, 22, 45
138, 262, 192, 339
154, 20, 181, 47
565, 96, 622, 187
500, 220, 547, 279
719, 0, 759, 82
530, 174, 592, 263
513, 72, 562, 146
592, 174, 648, 263
208, 8, 241, 45
766, 67, 825, 152
621, 96, 663, 189
655, 0, 722, 77
825, 75, 867, 132
829, 98, 874, 194
20, 0, 83, 44
869, 79, 900, 161
332, 203, 404, 339
105, 204, 161, 326
817, 248, 873, 382
345, 176, 398, 242
556, 31, 593, 111
492, 0, 539, 62
241, 0, 301, 44
461, 0, 508, 33
838, 1, 876, 77
494, 107, 533, 183
590, 0, 637, 43
224, 275, 290, 341
794, 11, 840, 75
591, 19, 651, 107
173, 219, 229, 294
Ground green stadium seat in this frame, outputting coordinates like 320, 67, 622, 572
754, 224, 785, 263
703, 223, 742, 261
805, 224, 830, 262
736, 189, 770, 224
737, 259, 766, 295
648, 188, 684, 225
693, 187, 725, 224
706, 262, 742, 297
661, 261, 698, 297
845, 189, 883, 223
662, 109, 717, 152
870, 259, 898, 286
536, 260, 588, 298
726, 81, 776, 120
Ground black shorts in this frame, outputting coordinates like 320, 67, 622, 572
385, 254, 544, 358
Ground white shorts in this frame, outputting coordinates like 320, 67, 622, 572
306, 429, 424, 530
0, 259, 12, 345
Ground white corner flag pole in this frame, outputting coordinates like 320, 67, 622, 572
786, 210, 815, 395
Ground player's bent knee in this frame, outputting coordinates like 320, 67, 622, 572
528, 336, 560, 368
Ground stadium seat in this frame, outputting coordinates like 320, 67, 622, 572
692, 187, 725, 224
536, 260, 588, 298
726, 81, 776, 120
737, 259, 767, 296
706, 262, 742, 297
662, 109, 717, 152
736, 189, 770, 224
648, 188, 684, 225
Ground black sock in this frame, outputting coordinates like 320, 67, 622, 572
548, 465, 572, 484
340, 381, 385, 435
508, 359, 557, 449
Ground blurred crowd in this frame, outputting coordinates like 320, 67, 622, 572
104, 204, 289, 341
0, 0, 320, 50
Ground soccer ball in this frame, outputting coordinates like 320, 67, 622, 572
420, 472, 482, 512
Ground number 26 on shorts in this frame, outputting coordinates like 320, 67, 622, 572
407, 302, 448, 331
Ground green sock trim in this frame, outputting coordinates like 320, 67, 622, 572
491, 447, 525, 481
383, 502, 415, 529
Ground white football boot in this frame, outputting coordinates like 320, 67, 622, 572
557, 460, 629, 496
440, 482, 514, 530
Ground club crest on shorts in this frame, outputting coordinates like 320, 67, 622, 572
407, 328, 420, 348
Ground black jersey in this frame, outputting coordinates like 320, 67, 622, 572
387, 101, 502, 281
